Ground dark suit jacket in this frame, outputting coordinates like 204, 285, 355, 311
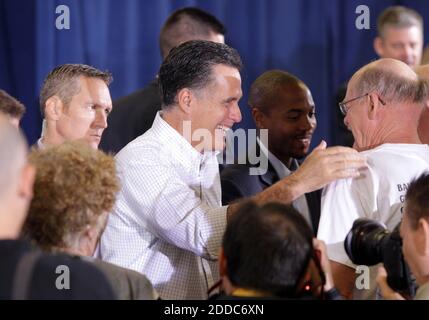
220, 153, 321, 235
89, 258, 158, 300
100, 79, 161, 154
333, 83, 354, 147
0, 240, 115, 299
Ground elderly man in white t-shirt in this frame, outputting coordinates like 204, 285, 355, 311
318, 58, 429, 299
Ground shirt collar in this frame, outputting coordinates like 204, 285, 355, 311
151, 112, 219, 173
257, 137, 297, 179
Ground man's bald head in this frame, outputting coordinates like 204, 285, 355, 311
0, 90, 26, 128
0, 115, 27, 197
351, 58, 425, 105
344, 58, 428, 150
0, 115, 35, 239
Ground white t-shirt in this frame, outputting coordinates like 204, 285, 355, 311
317, 143, 429, 299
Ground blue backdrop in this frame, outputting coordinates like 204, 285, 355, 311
1, 0, 429, 147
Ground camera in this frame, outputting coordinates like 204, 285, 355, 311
344, 218, 415, 297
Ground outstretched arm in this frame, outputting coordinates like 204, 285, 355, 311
227, 141, 367, 220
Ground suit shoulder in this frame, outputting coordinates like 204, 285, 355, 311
91, 259, 158, 300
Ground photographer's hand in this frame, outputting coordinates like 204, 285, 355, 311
376, 266, 406, 300
313, 239, 335, 291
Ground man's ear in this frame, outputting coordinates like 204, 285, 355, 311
176, 88, 193, 115
251, 107, 266, 129
373, 37, 384, 57
85, 224, 100, 244
417, 100, 429, 144
75, 224, 100, 257
44, 96, 64, 121
424, 100, 429, 112
85, 212, 108, 242
367, 93, 381, 120
418, 218, 429, 255
18, 163, 35, 200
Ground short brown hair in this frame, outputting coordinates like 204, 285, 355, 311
248, 70, 307, 115
377, 6, 423, 38
23, 141, 119, 251
159, 7, 226, 59
159, 40, 242, 108
39, 64, 112, 117
0, 89, 26, 120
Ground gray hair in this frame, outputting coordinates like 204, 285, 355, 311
354, 66, 428, 104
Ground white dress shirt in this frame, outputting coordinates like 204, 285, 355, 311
99, 112, 227, 299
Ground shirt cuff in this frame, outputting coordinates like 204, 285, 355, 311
201, 205, 228, 260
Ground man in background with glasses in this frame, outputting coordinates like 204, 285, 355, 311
318, 58, 429, 300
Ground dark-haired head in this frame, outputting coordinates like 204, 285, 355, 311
221, 201, 320, 298
159, 7, 226, 59
159, 40, 242, 109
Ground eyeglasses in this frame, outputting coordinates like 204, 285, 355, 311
339, 92, 386, 116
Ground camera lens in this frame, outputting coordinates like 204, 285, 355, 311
344, 218, 415, 295
344, 218, 389, 265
